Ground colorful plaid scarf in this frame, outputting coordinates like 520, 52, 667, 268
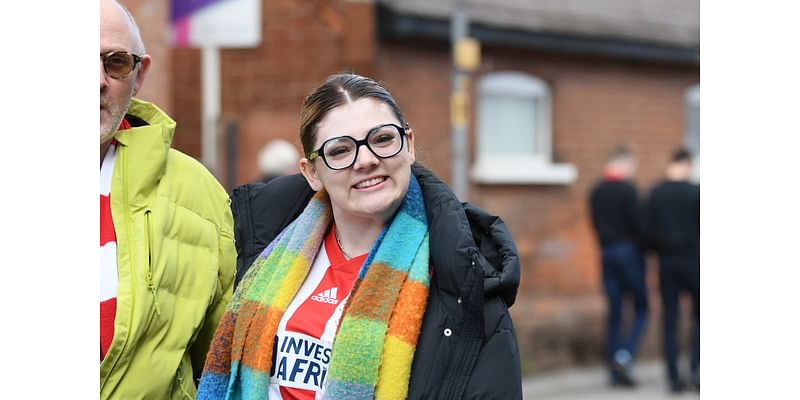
198, 175, 430, 400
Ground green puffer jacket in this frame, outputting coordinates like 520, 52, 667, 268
100, 98, 236, 399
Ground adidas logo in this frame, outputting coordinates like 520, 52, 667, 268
311, 287, 339, 305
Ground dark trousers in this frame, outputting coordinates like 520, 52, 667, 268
658, 253, 700, 385
601, 242, 649, 378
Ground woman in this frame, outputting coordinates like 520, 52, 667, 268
198, 74, 522, 399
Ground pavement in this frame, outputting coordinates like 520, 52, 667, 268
522, 360, 700, 399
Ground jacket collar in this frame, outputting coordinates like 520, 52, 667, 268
113, 98, 176, 207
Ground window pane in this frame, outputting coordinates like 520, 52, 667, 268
479, 94, 537, 156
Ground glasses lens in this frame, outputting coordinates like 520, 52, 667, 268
323, 137, 357, 169
368, 125, 402, 157
104, 52, 135, 79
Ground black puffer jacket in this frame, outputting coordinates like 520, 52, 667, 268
229, 164, 522, 399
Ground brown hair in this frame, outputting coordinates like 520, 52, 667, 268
671, 147, 692, 163
299, 73, 406, 157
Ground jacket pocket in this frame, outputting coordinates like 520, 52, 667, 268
462, 295, 522, 399
144, 210, 161, 317
171, 356, 195, 399
462, 329, 522, 399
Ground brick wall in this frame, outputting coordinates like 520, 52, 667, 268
122, 0, 172, 114
376, 42, 699, 371
171, 0, 376, 187
157, 0, 700, 372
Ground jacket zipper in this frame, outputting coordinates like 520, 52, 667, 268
144, 210, 161, 316
175, 360, 192, 399
438, 249, 483, 400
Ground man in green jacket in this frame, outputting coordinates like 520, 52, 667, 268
100, 0, 235, 398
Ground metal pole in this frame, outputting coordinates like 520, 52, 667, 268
202, 46, 220, 176
225, 120, 238, 191
451, 7, 469, 201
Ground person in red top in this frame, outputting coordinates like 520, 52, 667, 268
99, 0, 150, 360
100, 1, 235, 398
589, 145, 649, 388
268, 224, 365, 398
197, 74, 524, 400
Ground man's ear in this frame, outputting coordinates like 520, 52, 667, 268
133, 54, 151, 95
299, 158, 324, 191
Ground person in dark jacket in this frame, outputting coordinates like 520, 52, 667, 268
197, 73, 522, 400
589, 145, 649, 388
645, 148, 700, 393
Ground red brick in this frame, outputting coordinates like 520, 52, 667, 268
119, 0, 703, 371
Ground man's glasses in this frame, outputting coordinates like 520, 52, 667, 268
101, 51, 143, 80
308, 123, 408, 170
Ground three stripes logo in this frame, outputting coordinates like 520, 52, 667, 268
311, 287, 339, 305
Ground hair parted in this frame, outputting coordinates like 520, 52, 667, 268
299, 73, 406, 157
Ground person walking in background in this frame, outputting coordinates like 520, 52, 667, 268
646, 148, 700, 393
258, 138, 300, 183
100, 0, 235, 397
589, 145, 649, 388
197, 73, 523, 399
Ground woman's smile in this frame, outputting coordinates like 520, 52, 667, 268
353, 176, 388, 190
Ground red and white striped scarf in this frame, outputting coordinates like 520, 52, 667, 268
100, 119, 129, 361
100, 139, 118, 360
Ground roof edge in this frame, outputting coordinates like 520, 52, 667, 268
377, 4, 700, 65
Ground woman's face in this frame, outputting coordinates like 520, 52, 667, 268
300, 97, 415, 223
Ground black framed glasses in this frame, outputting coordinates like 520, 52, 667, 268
101, 50, 143, 79
308, 123, 408, 170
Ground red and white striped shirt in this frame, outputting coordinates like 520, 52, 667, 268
269, 225, 366, 399
100, 141, 118, 361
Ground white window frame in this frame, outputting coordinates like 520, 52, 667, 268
471, 71, 577, 184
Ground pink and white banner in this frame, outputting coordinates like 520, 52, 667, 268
171, 0, 261, 48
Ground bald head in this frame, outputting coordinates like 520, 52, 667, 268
604, 144, 637, 179
100, 0, 151, 159
100, 0, 145, 55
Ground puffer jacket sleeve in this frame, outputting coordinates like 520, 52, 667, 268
230, 175, 316, 288
463, 203, 520, 307
190, 202, 236, 381
462, 204, 523, 399
410, 163, 523, 399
